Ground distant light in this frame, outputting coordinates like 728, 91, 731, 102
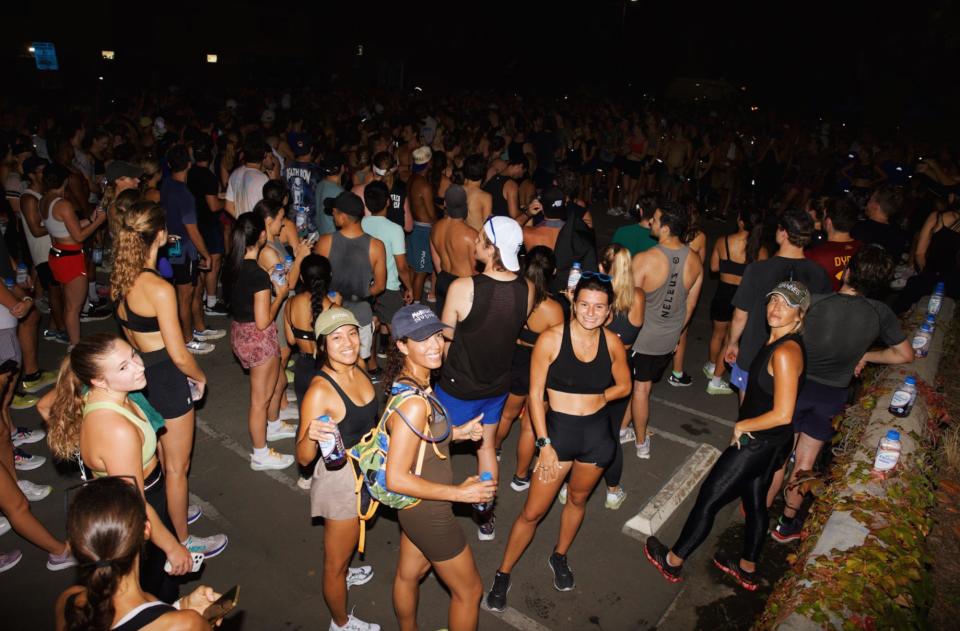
841, 122, 846, 127
695, 82, 700, 87
564, 95, 568, 100
98, 76, 104, 81
206, 54, 218, 64
101, 50, 115, 60
750, 105, 759, 112
413, 86, 422, 92
751, 179, 756, 186
28, 46, 35, 54
740, 85, 747, 91
357, 44, 363, 57
895, 166, 903, 172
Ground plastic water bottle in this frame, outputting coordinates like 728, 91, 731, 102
473, 471, 495, 514
317, 415, 347, 469
3, 278, 13, 290
271, 263, 286, 286
873, 430, 902, 472
295, 207, 308, 237
567, 262, 582, 293
91, 247, 103, 265
927, 282, 945, 316
912, 323, 933, 359
15, 264, 29, 287
925, 314, 936, 333
284, 255, 294, 274
888, 376, 917, 417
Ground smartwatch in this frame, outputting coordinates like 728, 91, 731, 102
535, 436, 552, 449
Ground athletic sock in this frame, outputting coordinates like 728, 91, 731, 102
710, 377, 724, 388
206, 295, 217, 308
252, 446, 269, 459
672, 370, 683, 378
87, 281, 98, 302
705, 361, 716, 374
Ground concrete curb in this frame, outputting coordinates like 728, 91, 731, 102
773, 297, 955, 630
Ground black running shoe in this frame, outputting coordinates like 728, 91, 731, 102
510, 473, 531, 492
485, 571, 511, 612
644, 536, 682, 583
712, 554, 759, 591
771, 515, 803, 543
667, 372, 693, 387
548, 552, 575, 591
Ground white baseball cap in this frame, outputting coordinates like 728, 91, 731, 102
483, 216, 523, 272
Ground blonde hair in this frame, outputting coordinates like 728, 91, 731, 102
109, 201, 165, 301
601, 244, 634, 314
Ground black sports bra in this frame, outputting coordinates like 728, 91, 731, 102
291, 326, 314, 341
115, 269, 162, 333
545, 320, 611, 395
718, 235, 747, 277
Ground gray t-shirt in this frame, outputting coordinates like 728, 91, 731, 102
314, 179, 344, 236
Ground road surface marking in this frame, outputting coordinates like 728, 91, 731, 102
648, 426, 701, 448
189, 493, 233, 529
651, 395, 736, 428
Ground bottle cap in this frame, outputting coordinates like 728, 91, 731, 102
935, 282, 945, 291
921, 324, 933, 332
318, 415, 332, 422
3, 278, 13, 287
275, 263, 284, 270
926, 315, 936, 323
285, 255, 294, 261
886, 430, 900, 441
904, 376, 916, 385
572, 262, 581, 269
16, 263, 26, 269
479, 472, 493, 481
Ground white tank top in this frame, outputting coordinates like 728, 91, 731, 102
42, 196, 71, 239
20, 189, 53, 265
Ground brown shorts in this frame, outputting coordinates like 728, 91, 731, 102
398, 499, 467, 563
230, 321, 280, 369
310, 459, 358, 521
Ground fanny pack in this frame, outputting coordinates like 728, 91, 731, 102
50, 246, 83, 258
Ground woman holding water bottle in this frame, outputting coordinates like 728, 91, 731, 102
295, 307, 379, 631
110, 201, 227, 559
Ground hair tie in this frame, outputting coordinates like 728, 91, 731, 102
84, 559, 113, 569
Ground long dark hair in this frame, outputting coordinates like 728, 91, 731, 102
298, 254, 332, 325
524, 246, 556, 309
739, 206, 765, 264
229, 212, 265, 275
64, 477, 147, 631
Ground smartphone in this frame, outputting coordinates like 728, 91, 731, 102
306, 231, 320, 246
203, 585, 240, 623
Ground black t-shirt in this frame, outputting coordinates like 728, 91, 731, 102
851, 219, 909, 262
803, 293, 906, 388
732, 256, 832, 370
187, 166, 220, 230
231, 260, 271, 322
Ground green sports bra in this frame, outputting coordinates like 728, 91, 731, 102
82, 399, 158, 478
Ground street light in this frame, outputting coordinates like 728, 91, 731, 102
27, 46, 35, 54
206, 54, 218, 64
102, 50, 115, 60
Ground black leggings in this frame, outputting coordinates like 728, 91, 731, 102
672, 432, 792, 563
293, 352, 317, 405
142, 466, 180, 603
603, 395, 629, 487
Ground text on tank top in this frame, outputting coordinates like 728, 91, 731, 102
632, 244, 690, 356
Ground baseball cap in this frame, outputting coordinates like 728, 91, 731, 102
413, 146, 432, 165
323, 191, 365, 218
22, 156, 49, 175
314, 307, 360, 337
444, 184, 468, 219
766, 280, 811, 311
483, 216, 523, 272
320, 152, 345, 175
290, 133, 312, 157
391, 304, 450, 341
105, 160, 145, 184
541, 187, 565, 215
261, 109, 276, 124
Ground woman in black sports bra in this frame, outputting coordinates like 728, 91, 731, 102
110, 201, 225, 555
494, 246, 564, 493
486, 276, 631, 612
295, 307, 380, 631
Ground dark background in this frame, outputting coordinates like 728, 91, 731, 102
4, 1, 960, 128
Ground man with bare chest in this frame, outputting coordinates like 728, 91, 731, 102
430, 184, 478, 316
406, 146, 437, 301
463, 154, 492, 231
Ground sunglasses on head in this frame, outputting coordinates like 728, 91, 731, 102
580, 270, 612, 283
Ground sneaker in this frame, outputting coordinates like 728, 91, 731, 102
187, 504, 202, 525
183, 534, 229, 559
485, 571, 511, 612
558, 483, 568, 505
367, 368, 383, 384
54, 331, 70, 345
20, 370, 57, 393
47, 548, 78, 571
667, 372, 693, 387
510, 474, 531, 492
285, 368, 295, 383
204, 301, 229, 317
478, 515, 496, 541
193, 328, 226, 341
605, 486, 627, 510
17, 479, 52, 501
80, 302, 112, 322
42, 328, 68, 343
276, 406, 299, 422
702, 362, 716, 380
606, 206, 624, 216
712, 554, 759, 591
644, 536, 682, 583
619, 426, 636, 444
0, 550, 22, 574
13, 448, 45, 471
185, 339, 215, 355
329, 611, 380, 631
636, 435, 651, 459
346, 565, 374, 589
250, 448, 295, 471
11, 393, 39, 410
286, 387, 297, 403
266, 420, 297, 441
771, 515, 803, 543
0, 516, 10, 536
548, 551, 575, 591
495, 447, 502, 462
296, 476, 313, 490
35, 296, 50, 314
706, 380, 734, 395
11, 425, 45, 446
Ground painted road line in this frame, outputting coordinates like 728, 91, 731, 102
623, 442, 721, 539
651, 395, 736, 428
482, 604, 554, 631
188, 493, 233, 529
648, 426, 701, 449
195, 416, 307, 496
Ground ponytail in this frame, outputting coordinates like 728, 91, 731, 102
110, 201, 165, 301
229, 213, 266, 276
601, 243, 634, 314
299, 254, 333, 329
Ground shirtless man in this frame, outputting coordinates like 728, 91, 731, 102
396, 122, 419, 183
522, 188, 562, 251
352, 151, 413, 231
406, 146, 438, 302
463, 154, 493, 232
430, 184, 478, 316
661, 125, 693, 200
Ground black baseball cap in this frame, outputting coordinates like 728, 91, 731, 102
290, 133, 312, 157
22, 156, 49, 175
323, 191, 364, 218
105, 160, 145, 184
320, 152, 345, 175
391, 305, 450, 341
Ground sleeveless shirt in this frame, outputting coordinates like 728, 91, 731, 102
632, 244, 691, 356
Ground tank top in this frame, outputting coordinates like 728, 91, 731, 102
43, 196, 71, 239
267, 237, 287, 260
718, 234, 747, 277
328, 231, 374, 325
20, 189, 52, 266
439, 274, 528, 399
546, 320, 611, 394
632, 244, 690, 356
926, 216, 960, 277
115, 270, 163, 333
607, 310, 641, 346
483, 174, 510, 217
315, 371, 378, 449
111, 601, 176, 630
739, 332, 806, 439
388, 178, 407, 228
83, 399, 157, 477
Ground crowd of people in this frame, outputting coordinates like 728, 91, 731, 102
0, 87, 951, 629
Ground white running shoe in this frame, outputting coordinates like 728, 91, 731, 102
0, 517, 10, 536
13, 448, 45, 471
707, 380, 735, 395
187, 504, 202, 525
193, 328, 226, 341
276, 406, 299, 422
330, 611, 380, 631
605, 487, 628, 510
346, 565, 374, 589
636, 435, 651, 460
266, 420, 297, 441
296, 476, 313, 490
183, 533, 229, 559
619, 426, 636, 444
286, 387, 297, 402
17, 480, 52, 501
558, 483, 568, 505
47, 548, 78, 571
185, 339, 215, 355
0, 550, 22, 574
11, 425, 45, 446
250, 449, 295, 471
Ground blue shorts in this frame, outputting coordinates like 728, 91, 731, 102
730, 362, 749, 391
406, 222, 433, 274
434, 384, 507, 427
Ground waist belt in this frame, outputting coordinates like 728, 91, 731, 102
50, 246, 84, 258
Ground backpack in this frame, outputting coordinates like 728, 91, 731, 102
348, 379, 450, 552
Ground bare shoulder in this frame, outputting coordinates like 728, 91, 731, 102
151, 610, 209, 630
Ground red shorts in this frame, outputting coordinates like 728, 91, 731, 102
48, 243, 87, 284
231, 321, 280, 369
